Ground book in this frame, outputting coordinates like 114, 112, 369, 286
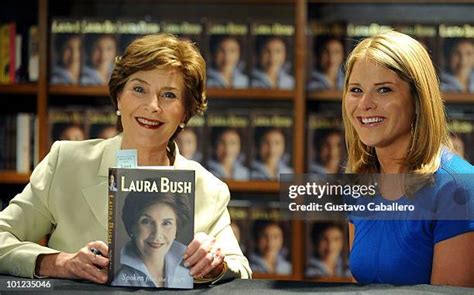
345, 22, 392, 52
49, 107, 87, 145
86, 108, 118, 139
81, 19, 118, 85
247, 201, 292, 275
117, 19, 161, 55
228, 200, 252, 256
16, 113, 33, 173
447, 109, 474, 164
49, 18, 83, 85
304, 221, 351, 279
307, 21, 346, 92
28, 25, 39, 82
175, 115, 206, 164
206, 110, 251, 181
108, 167, 195, 289
162, 20, 204, 50
0, 22, 16, 84
206, 21, 250, 89
250, 22, 295, 89
392, 23, 439, 68
438, 24, 474, 93
307, 106, 346, 174
249, 111, 294, 180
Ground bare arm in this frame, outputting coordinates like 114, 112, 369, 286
431, 231, 474, 287
348, 222, 357, 283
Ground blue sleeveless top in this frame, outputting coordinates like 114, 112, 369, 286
349, 150, 474, 284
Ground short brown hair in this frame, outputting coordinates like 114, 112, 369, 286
109, 33, 207, 136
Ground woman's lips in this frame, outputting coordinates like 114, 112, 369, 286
135, 117, 163, 129
147, 241, 165, 249
357, 116, 385, 127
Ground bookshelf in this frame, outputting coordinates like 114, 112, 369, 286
0, 0, 473, 283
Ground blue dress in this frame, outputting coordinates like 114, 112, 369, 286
349, 149, 474, 284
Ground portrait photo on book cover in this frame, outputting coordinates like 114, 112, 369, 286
109, 173, 195, 289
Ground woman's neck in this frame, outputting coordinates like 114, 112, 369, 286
375, 134, 411, 173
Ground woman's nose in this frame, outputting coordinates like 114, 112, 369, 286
359, 92, 376, 111
146, 95, 161, 113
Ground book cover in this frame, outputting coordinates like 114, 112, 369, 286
81, 19, 118, 86
48, 107, 87, 145
49, 18, 83, 85
345, 22, 392, 53
447, 109, 474, 164
206, 21, 250, 89
206, 110, 250, 181
304, 221, 351, 279
307, 105, 346, 174
392, 23, 439, 69
175, 115, 205, 164
86, 108, 118, 139
228, 200, 252, 256
438, 24, 474, 93
116, 19, 161, 56
162, 20, 204, 51
247, 201, 292, 275
250, 22, 295, 89
307, 21, 346, 92
249, 111, 294, 180
108, 168, 195, 289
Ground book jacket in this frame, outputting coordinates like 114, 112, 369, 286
108, 168, 195, 289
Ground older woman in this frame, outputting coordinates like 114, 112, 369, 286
112, 192, 193, 288
343, 31, 474, 286
0, 34, 251, 284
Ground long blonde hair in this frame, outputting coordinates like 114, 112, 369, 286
342, 31, 450, 174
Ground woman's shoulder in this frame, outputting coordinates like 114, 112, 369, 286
438, 148, 474, 175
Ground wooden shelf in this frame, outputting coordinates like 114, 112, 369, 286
443, 93, 474, 104
208, 88, 294, 100
49, 85, 109, 96
307, 90, 342, 102
0, 171, 30, 184
0, 84, 38, 95
49, 85, 295, 100
227, 180, 280, 193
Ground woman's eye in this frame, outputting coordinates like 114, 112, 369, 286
349, 87, 362, 93
162, 220, 173, 227
162, 92, 177, 99
140, 218, 152, 225
379, 87, 392, 93
133, 86, 145, 93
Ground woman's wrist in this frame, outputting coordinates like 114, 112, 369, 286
35, 252, 69, 278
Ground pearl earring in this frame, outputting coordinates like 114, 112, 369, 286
116, 110, 121, 116
179, 123, 185, 128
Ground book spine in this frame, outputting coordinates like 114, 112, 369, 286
107, 180, 116, 284
8, 23, 16, 83
16, 113, 31, 173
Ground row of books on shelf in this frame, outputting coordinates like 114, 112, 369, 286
0, 22, 38, 84
46, 18, 473, 94
2, 103, 471, 175
0, 113, 37, 172
229, 199, 351, 278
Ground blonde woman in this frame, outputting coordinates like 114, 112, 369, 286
343, 31, 474, 286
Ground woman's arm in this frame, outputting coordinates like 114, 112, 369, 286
348, 222, 357, 283
0, 144, 61, 278
431, 231, 474, 287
